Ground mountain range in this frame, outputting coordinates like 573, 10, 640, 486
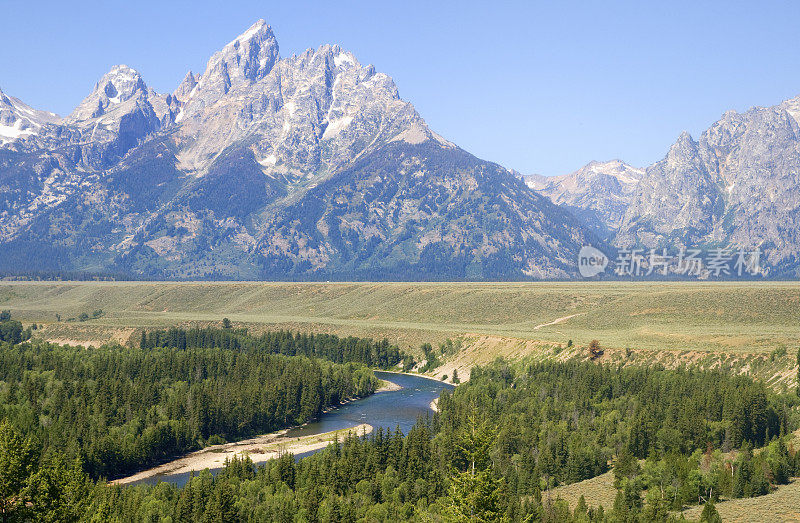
523, 96, 800, 277
1, 20, 798, 279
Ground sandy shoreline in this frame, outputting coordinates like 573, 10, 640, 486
376, 378, 403, 392
378, 370, 449, 384
112, 423, 373, 486
429, 398, 439, 412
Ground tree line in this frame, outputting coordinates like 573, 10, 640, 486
139, 326, 413, 370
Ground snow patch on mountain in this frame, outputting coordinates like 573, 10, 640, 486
334, 52, 355, 68
782, 95, 800, 124
0, 121, 35, 143
0, 88, 61, 144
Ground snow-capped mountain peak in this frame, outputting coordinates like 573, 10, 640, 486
67, 65, 150, 122
781, 94, 800, 124
580, 160, 643, 187
0, 20, 599, 280
171, 21, 446, 174
197, 19, 279, 97
0, 86, 60, 145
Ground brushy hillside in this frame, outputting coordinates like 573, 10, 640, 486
548, 430, 800, 521
547, 467, 800, 522
431, 334, 800, 393
546, 470, 618, 513
679, 479, 800, 522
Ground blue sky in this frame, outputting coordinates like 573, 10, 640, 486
3, 1, 800, 175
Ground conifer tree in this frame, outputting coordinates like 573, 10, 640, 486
699, 498, 722, 522
0, 421, 39, 519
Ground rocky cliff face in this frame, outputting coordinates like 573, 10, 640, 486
0, 20, 596, 279
616, 97, 800, 275
170, 20, 446, 178
524, 96, 800, 277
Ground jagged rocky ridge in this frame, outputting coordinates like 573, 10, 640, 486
0, 88, 60, 145
616, 98, 800, 276
523, 97, 800, 277
5, 19, 799, 279
0, 20, 596, 279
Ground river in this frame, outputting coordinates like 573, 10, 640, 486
130, 371, 453, 487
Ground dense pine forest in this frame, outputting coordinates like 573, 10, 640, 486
0, 312, 799, 521
78, 360, 800, 521
0, 341, 377, 480
138, 325, 413, 370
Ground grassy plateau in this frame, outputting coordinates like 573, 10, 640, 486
0, 280, 798, 352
